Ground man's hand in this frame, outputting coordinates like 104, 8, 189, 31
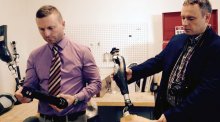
49, 94, 76, 112
111, 68, 132, 81
120, 114, 157, 122
158, 114, 167, 122
15, 87, 32, 103
126, 68, 132, 80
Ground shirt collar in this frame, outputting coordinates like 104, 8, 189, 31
189, 33, 203, 47
48, 35, 68, 51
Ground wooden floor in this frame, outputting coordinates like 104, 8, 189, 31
0, 100, 38, 122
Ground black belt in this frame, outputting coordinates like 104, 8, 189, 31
40, 111, 86, 121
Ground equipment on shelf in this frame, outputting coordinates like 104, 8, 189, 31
0, 25, 23, 91
0, 93, 17, 115
0, 25, 24, 114
0, 25, 20, 114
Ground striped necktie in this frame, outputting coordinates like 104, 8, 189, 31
48, 45, 61, 96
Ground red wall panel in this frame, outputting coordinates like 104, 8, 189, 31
162, 10, 218, 49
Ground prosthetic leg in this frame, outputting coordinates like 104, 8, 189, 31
110, 47, 133, 116
0, 25, 18, 114
110, 48, 151, 122
0, 25, 22, 90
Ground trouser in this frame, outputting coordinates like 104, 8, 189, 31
39, 114, 87, 122
23, 112, 87, 122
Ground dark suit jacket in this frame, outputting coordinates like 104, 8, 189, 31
130, 27, 220, 122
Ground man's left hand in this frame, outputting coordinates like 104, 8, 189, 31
49, 94, 76, 112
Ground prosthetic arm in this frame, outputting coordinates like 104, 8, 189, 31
110, 47, 133, 116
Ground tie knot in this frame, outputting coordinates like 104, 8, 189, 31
52, 45, 59, 54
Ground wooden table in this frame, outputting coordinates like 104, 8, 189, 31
0, 92, 154, 122
0, 100, 38, 122
91, 92, 155, 122
92, 92, 155, 107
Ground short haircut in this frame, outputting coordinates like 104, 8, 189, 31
36, 5, 63, 20
183, 0, 212, 15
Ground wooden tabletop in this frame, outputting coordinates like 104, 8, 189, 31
0, 92, 154, 122
91, 92, 155, 107
0, 100, 38, 122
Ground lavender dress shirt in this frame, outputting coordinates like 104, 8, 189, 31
23, 36, 101, 116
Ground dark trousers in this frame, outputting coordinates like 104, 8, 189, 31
23, 111, 87, 122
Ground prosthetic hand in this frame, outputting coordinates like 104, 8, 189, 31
110, 47, 133, 116
0, 25, 12, 63
21, 86, 68, 109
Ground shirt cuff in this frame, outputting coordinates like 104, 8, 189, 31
74, 92, 85, 101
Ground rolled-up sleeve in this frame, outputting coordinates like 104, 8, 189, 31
75, 47, 101, 102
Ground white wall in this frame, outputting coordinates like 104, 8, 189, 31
0, 0, 29, 94
0, 0, 219, 93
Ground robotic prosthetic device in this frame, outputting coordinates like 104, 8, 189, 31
0, 25, 21, 90
110, 48, 151, 122
110, 47, 133, 116
21, 86, 68, 109
0, 25, 12, 63
11, 41, 22, 81
0, 25, 17, 114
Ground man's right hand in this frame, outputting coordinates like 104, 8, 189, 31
15, 87, 32, 103
126, 68, 133, 80
111, 68, 132, 81
120, 114, 157, 122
